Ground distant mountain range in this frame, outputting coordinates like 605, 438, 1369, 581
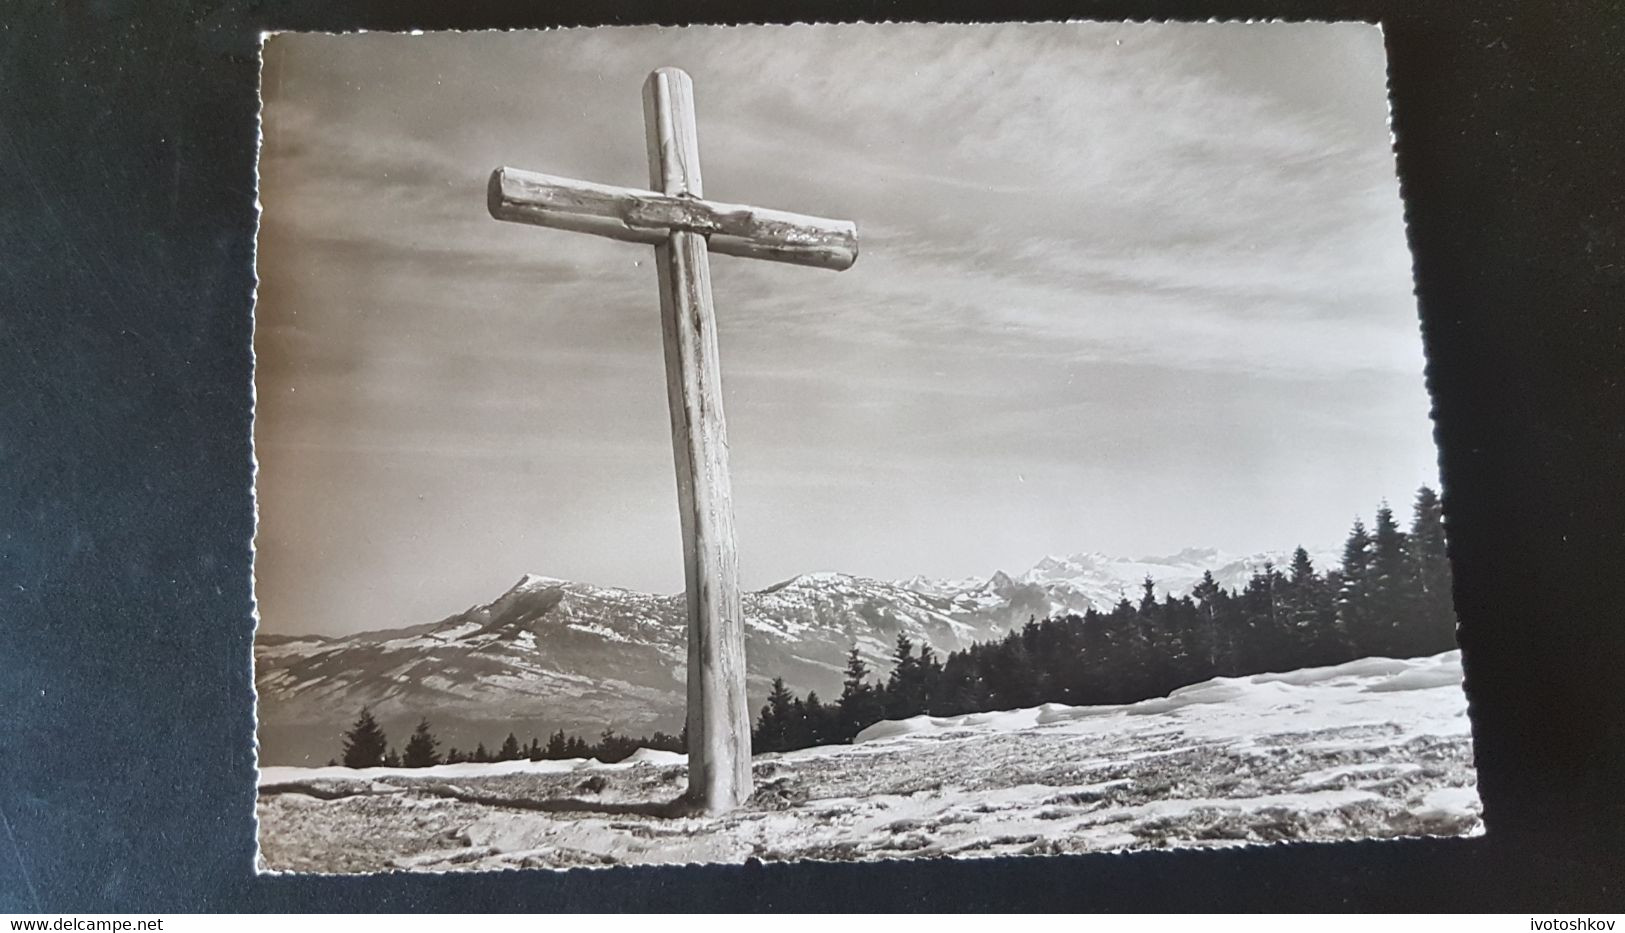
254, 547, 1337, 765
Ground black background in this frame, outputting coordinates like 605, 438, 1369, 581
3, 0, 1623, 912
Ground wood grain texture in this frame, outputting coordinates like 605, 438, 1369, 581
487, 166, 859, 271
644, 67, 753, 813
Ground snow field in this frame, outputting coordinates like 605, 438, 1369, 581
258, 650, 1478, 872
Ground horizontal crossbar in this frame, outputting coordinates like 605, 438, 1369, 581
487, 167, 858, 271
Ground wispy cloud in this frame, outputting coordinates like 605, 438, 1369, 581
254, 23, 1437, 635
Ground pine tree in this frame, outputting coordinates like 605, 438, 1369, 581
498, 732, 522, 762
473, 741, 490, 763
382, 746, 401, 768
1369, 504, 1411, 656
1236, 565, 1289, 673
402, 718, 442, 768
593, 728, 642, 763
1409, 485, 1457, 654
1075, 605, 1119, 702
1284, 548, 1319, 641
803, 691, 835, 747
1100, 598, 1152, 699
1161, 593, 1208, 687
884, 635, 923, 718
754, 676, 796, 753
842, 646, 868, 692
837, 646, 884, 741
916, 643, 945, 714
1283, 547, 1343, 666
1337, 518, 1375, 652
995, 625, 1043, 708
647, 730, 684, 753
937, 648, 990, 714
1191, 570, 1225, 673
544, 730, 568, 759
340, 706, 388, 769
783, 697, 812, 750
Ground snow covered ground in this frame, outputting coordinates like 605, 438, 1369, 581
256, 651, 1479, 873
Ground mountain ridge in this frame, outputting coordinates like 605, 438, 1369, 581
254, 546, 1337, 765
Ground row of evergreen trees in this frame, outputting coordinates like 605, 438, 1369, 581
335, 709, 685, 769
752, 486, 1457, 754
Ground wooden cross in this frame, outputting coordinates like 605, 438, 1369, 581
486, 67, 858, 813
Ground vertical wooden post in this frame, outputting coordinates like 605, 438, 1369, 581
643, 67, 752, 813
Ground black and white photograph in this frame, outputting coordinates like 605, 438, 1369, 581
250, 21, 1481, 873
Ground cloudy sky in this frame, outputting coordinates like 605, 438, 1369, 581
254, 23, 1438, 637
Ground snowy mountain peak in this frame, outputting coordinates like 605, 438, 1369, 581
895, 574, 938, 593
1022, 552, 1111, 583
511, 573, 569, 592
763, 571, 861, 593
475, 573, 571, 622
1145, 547, 1225, 566
987, 570, 1017, 590
1036, 551, 1110, 569
894, 574, 984, 599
